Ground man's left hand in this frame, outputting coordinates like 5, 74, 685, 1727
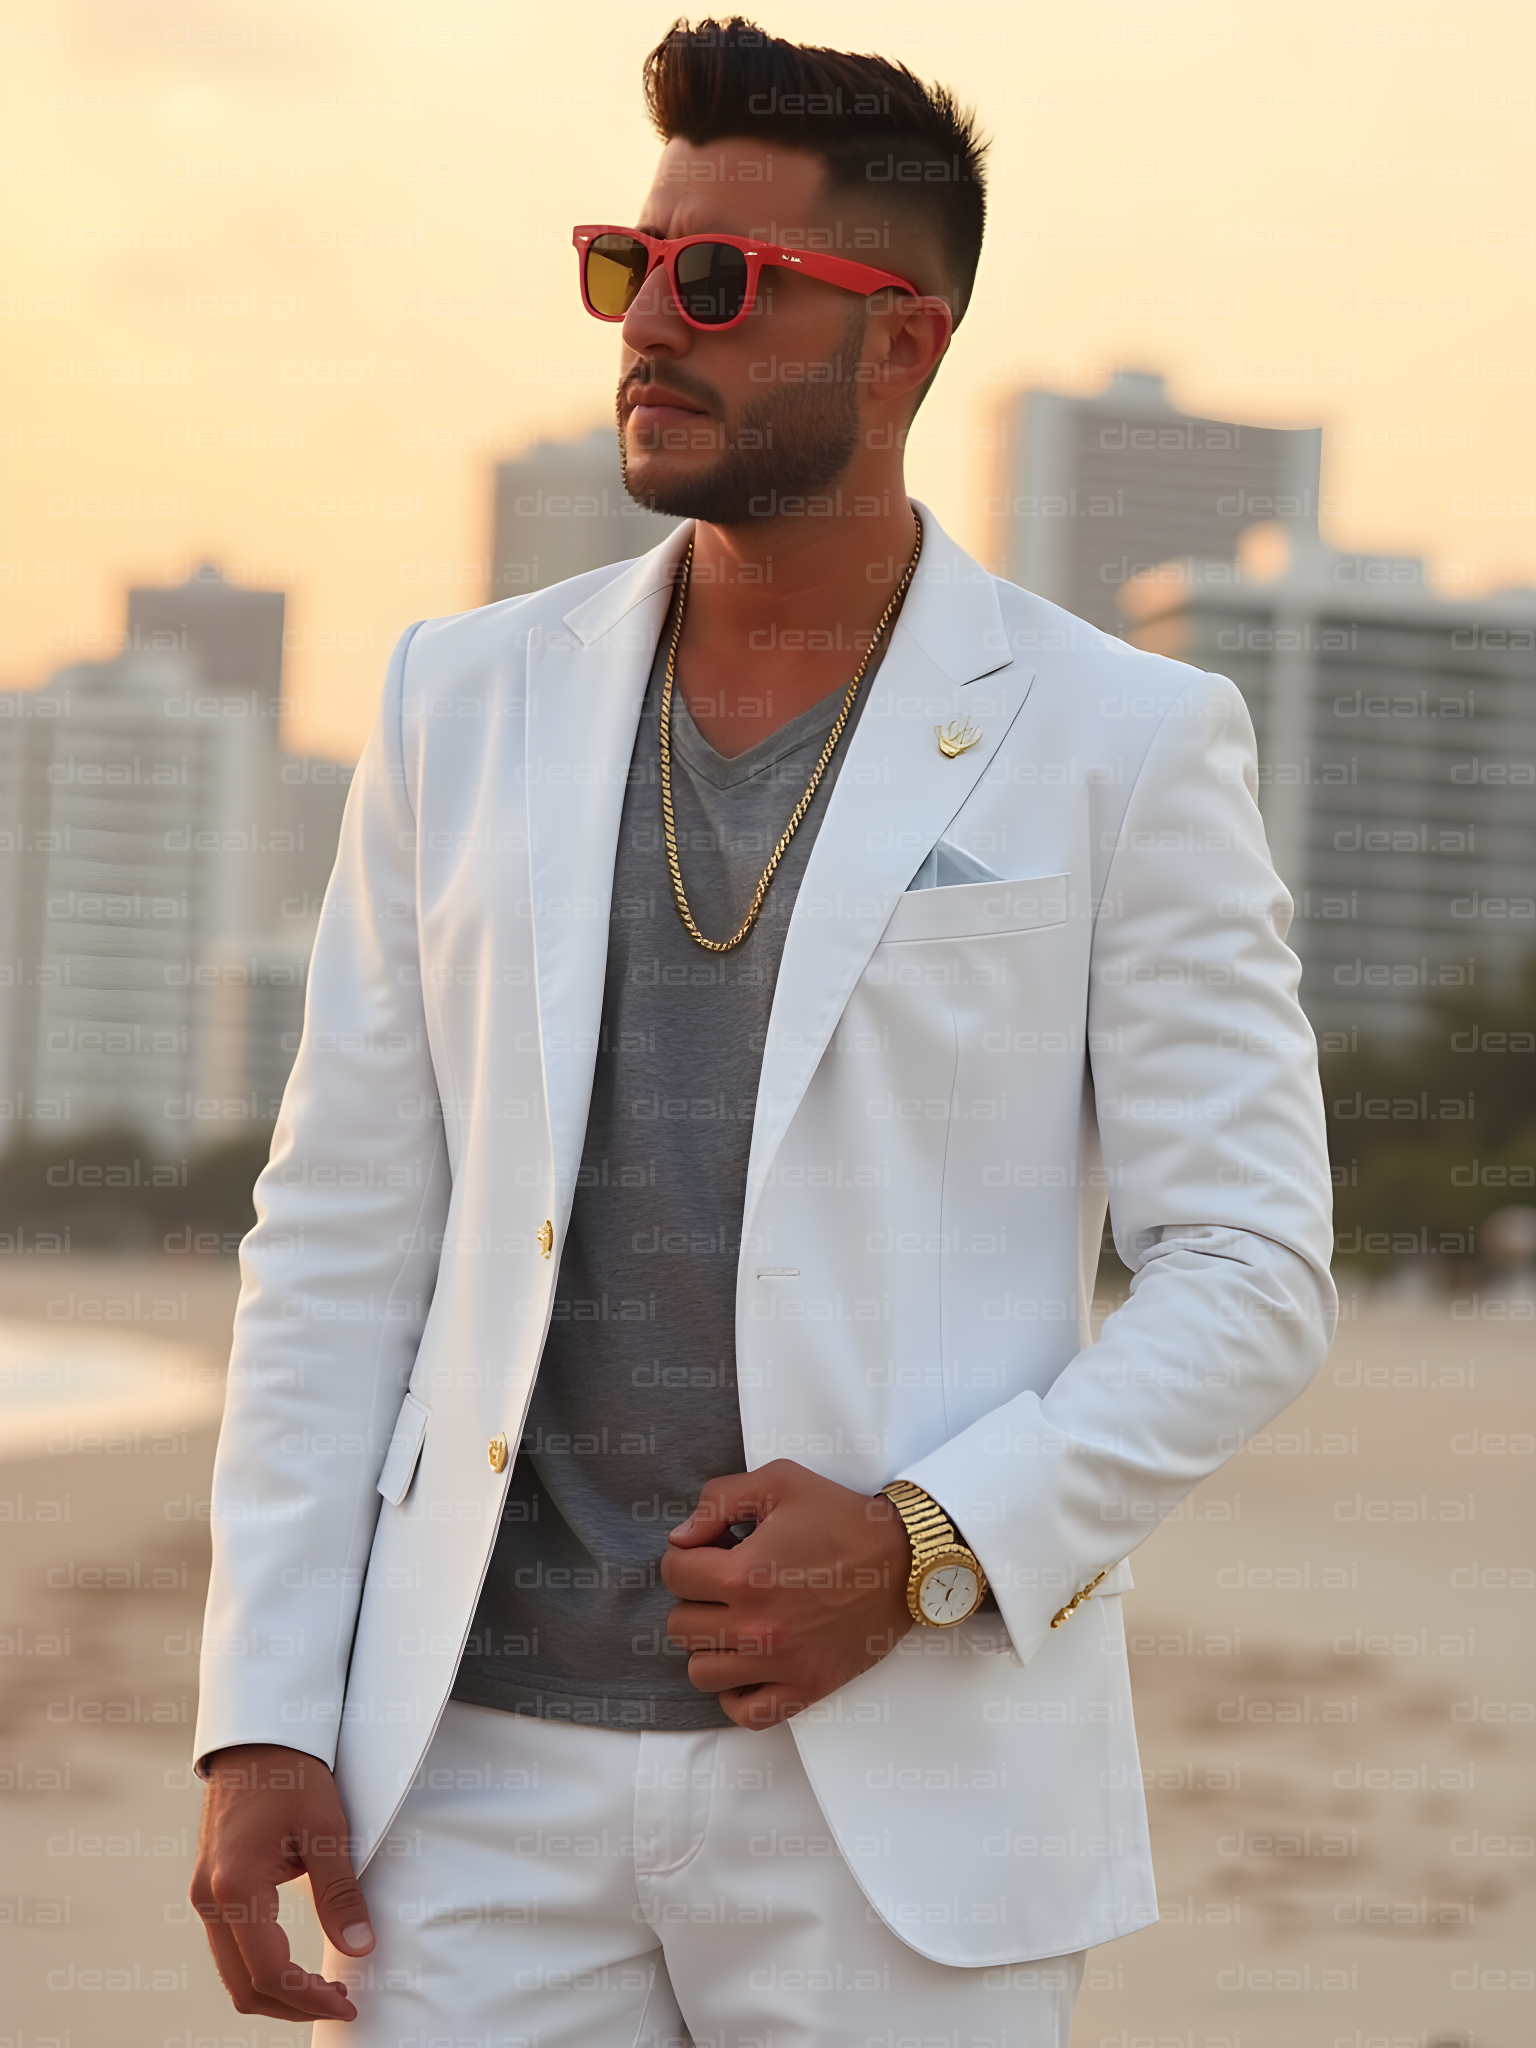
661, 1459, 913, 1729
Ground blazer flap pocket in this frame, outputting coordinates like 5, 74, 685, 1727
882, 872, 1069, 945
377, 1391, 430, 1506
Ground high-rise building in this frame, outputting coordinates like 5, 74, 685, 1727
996, 370, 1324, 634
489, 427, 680, 600
0, 568, 351, 1155
127, 560, 285, 701
1121, 528, 1536, 1039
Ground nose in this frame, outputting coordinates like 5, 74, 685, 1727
620, 258, 692, 359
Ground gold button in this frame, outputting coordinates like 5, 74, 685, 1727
537, 1219, 553, 1259
488, 1434, 508, 1473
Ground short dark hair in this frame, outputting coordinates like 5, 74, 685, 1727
642, 16, 988, 325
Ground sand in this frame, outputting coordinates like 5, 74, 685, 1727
0, 1254, 1530, 2048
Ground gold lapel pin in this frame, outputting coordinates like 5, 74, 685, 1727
537, 1219, 553, 1258
935, 717, 983, 759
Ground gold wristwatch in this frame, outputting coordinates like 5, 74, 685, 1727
880, 1478, 989, 1627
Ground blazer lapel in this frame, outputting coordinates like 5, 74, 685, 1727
743, 506, 1034, 1228
524, 526, 692, 1196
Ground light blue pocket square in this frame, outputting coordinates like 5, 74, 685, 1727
906, 840, 1001, 891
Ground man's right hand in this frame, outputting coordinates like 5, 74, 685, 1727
190, 1743, 375, 2022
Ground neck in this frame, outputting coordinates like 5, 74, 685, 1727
673, 488, 919, 758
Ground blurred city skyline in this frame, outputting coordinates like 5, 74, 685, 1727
3, 0, 1533, 761
4, 373, 1531, 1181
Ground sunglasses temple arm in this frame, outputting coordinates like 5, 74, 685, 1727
763, 248, 918, 297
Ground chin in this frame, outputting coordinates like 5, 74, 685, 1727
620, 450, 705, 516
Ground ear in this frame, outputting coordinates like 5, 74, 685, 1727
864, 294, 954, 410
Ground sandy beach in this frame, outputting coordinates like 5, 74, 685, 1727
1, 1254, 1530, 2048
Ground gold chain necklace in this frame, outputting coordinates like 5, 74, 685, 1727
659, 513, 924, 953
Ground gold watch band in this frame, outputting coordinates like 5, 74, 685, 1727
881, 1478, 988, 1620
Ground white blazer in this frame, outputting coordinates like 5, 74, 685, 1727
195, 505, 1336, 1966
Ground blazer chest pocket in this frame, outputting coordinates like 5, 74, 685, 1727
376, 1391, 430, 1506
880, 872, 1069, 946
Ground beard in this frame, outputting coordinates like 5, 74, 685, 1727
618, 315, 865, 525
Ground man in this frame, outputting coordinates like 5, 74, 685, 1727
191, 20, 1335, 2048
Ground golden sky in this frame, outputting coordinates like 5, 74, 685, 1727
3, 0, 1532, 760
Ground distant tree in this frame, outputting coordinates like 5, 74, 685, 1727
1322, 954, 1536, 1278
0, 1129, 275, 1252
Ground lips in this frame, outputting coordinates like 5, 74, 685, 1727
624, 385, 709, 427
630, 409, 706, 442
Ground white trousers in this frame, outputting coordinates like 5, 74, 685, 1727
316, 1701, 1084, 2048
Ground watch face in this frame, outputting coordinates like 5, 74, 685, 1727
917, 1560, 980, 1626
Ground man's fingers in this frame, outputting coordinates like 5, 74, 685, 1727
659, 1543, 738, 1600
203, 1862, 283, 1991
668, 1469, 774, 1545
717, 1682, 807, 1729
231, 1906, 356, 2017
309, 1861, 375, 1957
199, 1912, 311, 2022
207, 1927, 336, 2025
212, 1868, 355, 2015
197, 1878, 358, 2022
664, 1596, 779, 1655
683, 1649, 783, 1692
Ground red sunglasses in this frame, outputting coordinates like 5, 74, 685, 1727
572, 225, 918, 333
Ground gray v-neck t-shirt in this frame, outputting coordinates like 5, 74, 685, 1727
452, 610, 883, 1728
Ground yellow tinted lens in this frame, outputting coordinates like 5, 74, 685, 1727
586, 235, 649, 317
